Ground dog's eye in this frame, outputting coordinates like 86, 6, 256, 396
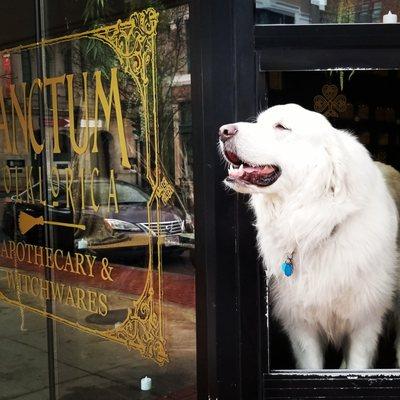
274, 123, 290, 131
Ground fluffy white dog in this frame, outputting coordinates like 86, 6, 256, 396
219, 104, 399, 370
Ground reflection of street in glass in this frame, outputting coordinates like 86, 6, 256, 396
0, 248, 195, 327
0, 255, 196, 399
256, 1, 394, 24
2, 179, 190, 257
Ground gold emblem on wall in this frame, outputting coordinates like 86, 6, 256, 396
314, 84, 347, 118
0, 8, 170, 366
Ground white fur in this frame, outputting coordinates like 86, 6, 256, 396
221, 104, 399, 369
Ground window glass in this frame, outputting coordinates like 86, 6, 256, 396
44, 3, 195, 398
113, 182, 148, 204
0, 47, 52, 399
0, 1, 52, 397
256, 0, 400, 24
0, 2, 195, 399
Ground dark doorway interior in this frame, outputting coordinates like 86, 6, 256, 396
265, 69, 400, 370
266, 70, 400, 171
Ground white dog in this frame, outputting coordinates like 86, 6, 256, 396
219, 104, 399, 370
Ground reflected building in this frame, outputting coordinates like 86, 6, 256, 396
256, 0, 390, 24
0, 4, 193, 217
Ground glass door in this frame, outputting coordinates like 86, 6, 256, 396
0, 2, 196, 399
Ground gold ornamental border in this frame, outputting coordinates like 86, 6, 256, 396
0, 7, 172, 366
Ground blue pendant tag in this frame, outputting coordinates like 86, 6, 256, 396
281, 262, 294, 277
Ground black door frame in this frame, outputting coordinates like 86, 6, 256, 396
190, 1, 265, 399
256, 23, 400, 71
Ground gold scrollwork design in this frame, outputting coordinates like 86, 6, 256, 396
109, 280, 168, 365
93, 8, 158, 98
156, 177, 175, 205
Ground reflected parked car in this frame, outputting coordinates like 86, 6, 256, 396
2, 179, 189, 258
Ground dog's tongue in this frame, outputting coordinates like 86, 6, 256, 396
229, 165, 275, 178
244, 165, 275, 174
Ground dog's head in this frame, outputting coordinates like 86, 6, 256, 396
219, 104, 338, 196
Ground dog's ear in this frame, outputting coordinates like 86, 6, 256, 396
324, 140, 348, 198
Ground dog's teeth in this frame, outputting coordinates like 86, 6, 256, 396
239, 164, 244, 171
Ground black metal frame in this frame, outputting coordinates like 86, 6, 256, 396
34, 1, 57, 398
256, 23, 400, 71
190, 1, 265, 399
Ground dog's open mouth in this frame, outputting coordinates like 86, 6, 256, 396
224, 150, 281, 187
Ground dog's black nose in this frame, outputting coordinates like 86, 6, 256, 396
218, 124, 238, 143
